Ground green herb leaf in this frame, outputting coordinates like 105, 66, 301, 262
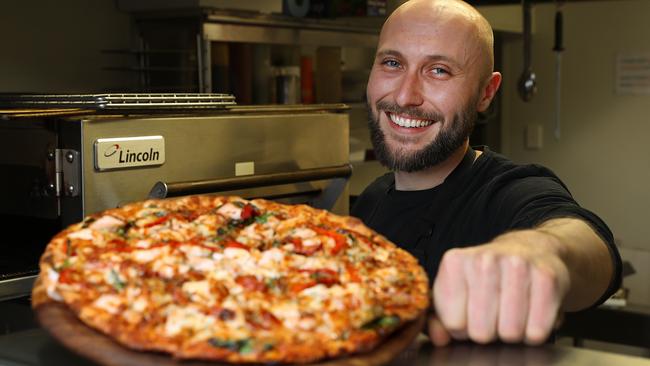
255, 212, 272, 224
238, 339, 254, 354
109, 269, 126, 291
208, 338, 254, 354
362, 315, 400, 330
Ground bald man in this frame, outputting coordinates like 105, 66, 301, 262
352, 0, 621, 346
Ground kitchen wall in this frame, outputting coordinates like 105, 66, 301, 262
491, 0, 650, 306
0, 0, 133, 93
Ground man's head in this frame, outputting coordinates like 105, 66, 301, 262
367, 0, 501, 172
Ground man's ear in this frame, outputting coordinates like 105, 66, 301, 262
477, 72, 502, 112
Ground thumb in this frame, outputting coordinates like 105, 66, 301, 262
427, 311, 452, 347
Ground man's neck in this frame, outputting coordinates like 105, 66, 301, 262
394, 141, 470, 191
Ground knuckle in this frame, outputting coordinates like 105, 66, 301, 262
473, 252, 497, 274
502, 255, 529, 277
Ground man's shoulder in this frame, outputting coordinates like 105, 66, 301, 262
475, 147, 563, 187
471, 147, 574, 209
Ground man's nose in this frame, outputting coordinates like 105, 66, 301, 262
395, 71, 424, 107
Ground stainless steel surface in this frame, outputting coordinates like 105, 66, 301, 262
0, 276, 37, 302
386, 335, 650, 366
0, 328, 649, 366
203, 22, 378, 48
201, 11, 378, 48
79, 109, 349, 216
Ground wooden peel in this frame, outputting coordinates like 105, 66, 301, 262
34, 300, 426, 366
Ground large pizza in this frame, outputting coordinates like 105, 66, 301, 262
32, 195, 429, 363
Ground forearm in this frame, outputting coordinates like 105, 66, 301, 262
535, 217, 614, 311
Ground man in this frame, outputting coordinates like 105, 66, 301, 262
351, 0, 621, 346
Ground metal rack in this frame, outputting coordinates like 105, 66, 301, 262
0, 93, 236, 111
121, 10, 380, 94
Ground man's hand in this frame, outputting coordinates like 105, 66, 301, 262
429, 228, 571, 346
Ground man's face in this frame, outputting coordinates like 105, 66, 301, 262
366, 7, 488, 172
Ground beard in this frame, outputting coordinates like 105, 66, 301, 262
368, 100, 477, 172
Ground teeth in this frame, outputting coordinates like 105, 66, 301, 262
389, 113, 433, 128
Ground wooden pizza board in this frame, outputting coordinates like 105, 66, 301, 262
35, 302, 426, 366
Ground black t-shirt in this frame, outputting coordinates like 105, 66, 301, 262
351, 146, 622, 307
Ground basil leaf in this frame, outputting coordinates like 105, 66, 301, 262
208, 338, 254, 354
362, 315, 400, 330
109, 269, 126, 291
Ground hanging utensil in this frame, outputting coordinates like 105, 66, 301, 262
518, 0, 537, 102
553, 1, 565, 139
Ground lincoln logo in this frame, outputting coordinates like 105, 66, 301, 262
104, 144, 120, 157
118, 148, 161, 163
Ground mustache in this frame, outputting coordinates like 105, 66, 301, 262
375, 101, 444, 122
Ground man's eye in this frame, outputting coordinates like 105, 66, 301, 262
382, 59, 401, 68
432, 67, 449, 75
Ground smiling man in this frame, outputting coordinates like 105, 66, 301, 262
351, 0, 621, 346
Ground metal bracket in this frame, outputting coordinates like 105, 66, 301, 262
308, 177, 349, 211
48, 149, 81, 197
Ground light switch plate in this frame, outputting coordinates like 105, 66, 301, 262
525, 124, 543, 149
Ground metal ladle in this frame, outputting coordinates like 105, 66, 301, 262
518, 0, 537, 102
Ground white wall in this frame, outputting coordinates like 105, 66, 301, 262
494, 0, 650, 306
0, 0, 133, 92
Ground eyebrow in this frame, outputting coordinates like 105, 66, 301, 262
375, 49, 463, 69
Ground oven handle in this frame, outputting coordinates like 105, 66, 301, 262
148, 164, 352, 199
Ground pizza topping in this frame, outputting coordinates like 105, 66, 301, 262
208, 338, 254, 354
217, 203, 244, 220
89, 215, 125, 231
92, 294, 123, 315
131, 247, 164, 263
107, 268, 126, 291
182, 280, 211, 302
67, 228, 94, 241
235, 275, 266, 292
362, 315, 401, 335
165, 305, 215, 337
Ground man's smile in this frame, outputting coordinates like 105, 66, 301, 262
387, 112, 436, 129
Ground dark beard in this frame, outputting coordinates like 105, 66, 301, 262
368, 101, 477, 172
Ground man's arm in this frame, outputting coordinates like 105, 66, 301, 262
428, 217, 614, 346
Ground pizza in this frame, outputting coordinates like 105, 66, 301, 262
32, 195, 429, 363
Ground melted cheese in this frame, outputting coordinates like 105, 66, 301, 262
67, 228, 94, 241
182, 280, 211, 302
131, 247, 164, 263
89, 215, 125, 231
216, 203, 242, 220
93, 294, 123, 314
164, 305, 214, 337
46, 268, 63, 301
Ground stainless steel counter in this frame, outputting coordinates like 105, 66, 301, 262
0, 299, 649, 366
